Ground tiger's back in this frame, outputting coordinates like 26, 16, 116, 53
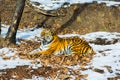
52, 36, 94, 56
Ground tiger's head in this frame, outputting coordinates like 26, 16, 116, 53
40, 28, 53, 45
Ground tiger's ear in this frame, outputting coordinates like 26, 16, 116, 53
41, 28, 50, 33
46, 28, 54, 36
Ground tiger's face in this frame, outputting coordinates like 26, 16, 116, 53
40, 28, 53, 45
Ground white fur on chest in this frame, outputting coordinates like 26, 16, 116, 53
40, 43, 50, 51
30, 43, 50, 54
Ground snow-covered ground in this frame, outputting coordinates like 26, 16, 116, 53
30, 0, 120, 10
0, 24, 120, 80
81, 44, 120, 80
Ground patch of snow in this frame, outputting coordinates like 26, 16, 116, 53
30, 0, 120, 10
0, 48, 16, 57
81, 43, 120, 80
16, 28, 42, 40
1, 24, 9, 37
82, 32, 120, 42
1, 24, 42, 40
0, 57, 31, 69
58, 34, 79, 38
91, 43, 120, 51
0, 47, 42, 70
24, 76, 50, 80
97, 1, 120, 6
81, 69, 115, 80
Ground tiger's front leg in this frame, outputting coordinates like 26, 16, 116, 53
28, 48, 54, 58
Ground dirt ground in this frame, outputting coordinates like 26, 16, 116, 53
0, 0, 120, 34
0, 0, 120, 80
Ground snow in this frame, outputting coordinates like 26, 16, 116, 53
0, 47, 42, 70
0, 48, 29, 69
24, 76, 50, 80
82, 32, 120, 42
81, 44, 120, 80
0, 24, 120, 80
1, 24, 41, 40
30, 0, 120, 10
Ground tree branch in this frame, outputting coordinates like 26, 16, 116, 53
0, 13, 1, 35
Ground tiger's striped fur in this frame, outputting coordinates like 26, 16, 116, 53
35, 28, 94, 56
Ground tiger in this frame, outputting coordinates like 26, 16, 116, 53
31, 28, 94, 57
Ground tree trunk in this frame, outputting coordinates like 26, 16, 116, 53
0, 13, 1, 35
0, 0, 3, 35
5, 0, 26, 44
